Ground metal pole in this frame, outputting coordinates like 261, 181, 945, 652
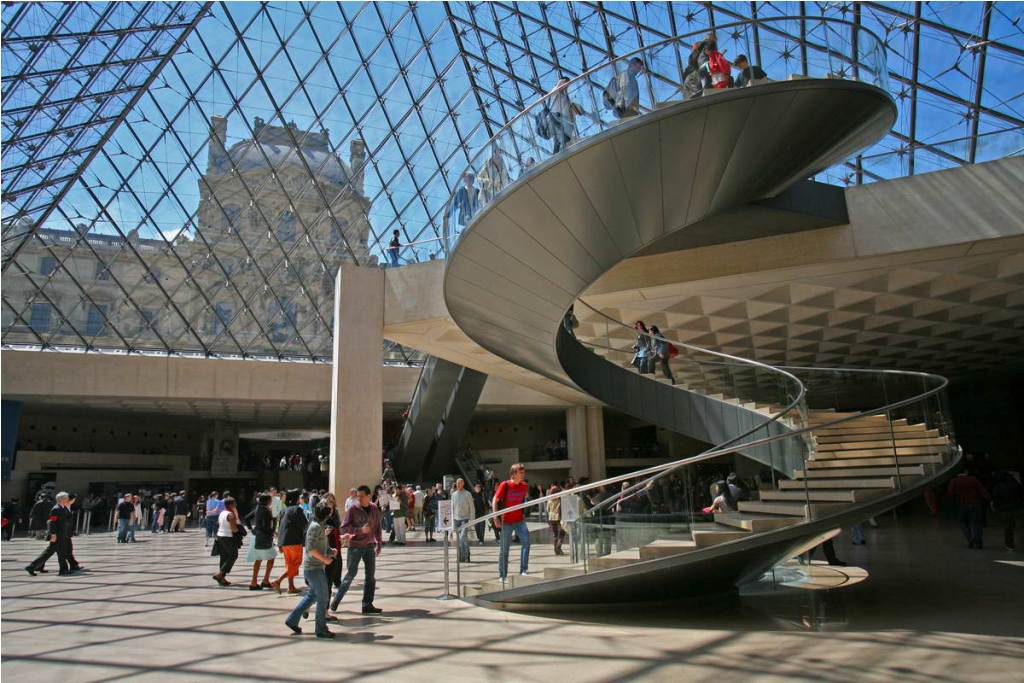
455, 523, 461, 595
436, 528, 453, 600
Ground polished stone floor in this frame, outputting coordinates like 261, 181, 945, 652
1, 513, 1021, 682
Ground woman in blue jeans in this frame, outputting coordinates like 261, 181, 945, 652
285, 504, 343, 639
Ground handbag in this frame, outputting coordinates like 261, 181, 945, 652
534, 105, 553, 140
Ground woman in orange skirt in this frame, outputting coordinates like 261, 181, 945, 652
271, 489, 307, 594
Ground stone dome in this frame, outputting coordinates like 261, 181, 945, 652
223, 139, 351, 185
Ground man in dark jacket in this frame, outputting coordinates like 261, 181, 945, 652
948, 467, 990, 549
25, 491, 73, 575
116, 493, 135, 543
171, 492, 190, 532
732, 55, 767, 88
471, 483, 487, 544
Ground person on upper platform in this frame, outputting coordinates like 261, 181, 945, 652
603, 57, 645, 119
732, 54, 767, 88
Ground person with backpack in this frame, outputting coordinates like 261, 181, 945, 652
701, 41, 732, 90
683, 33, 717, 97
271, 489, 308, 594
285, 503, 341, 638
545, 77, 584, 153
244, 493, 277, 590
493, 463, 531, 580
603, 57, 645, 119
649, 325, 676, 384
631, 321, 653, 375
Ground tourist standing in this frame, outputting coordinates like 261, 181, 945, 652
285, 504, 340, 639
116, 493, 134, 543
471, 482, 487, 544
272, 490, 307, 594
344, 488, 359, 512
546, 483, 565, 555
245, 493, 277, 590
451, 478, 474, 562
204, 491, 224, 547
413, 485, 425, 529
390, 486, 408, 545
212, 497, 241, 586
129, 494, 141, 543
269, 487, 284, 532
493, 464, 531, 579
332, 486, 383, 614
170, 491, 189, 532
423, 485, 439, 542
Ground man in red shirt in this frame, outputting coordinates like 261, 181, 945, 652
947, 467, 990, 549
493, 463, 531, 579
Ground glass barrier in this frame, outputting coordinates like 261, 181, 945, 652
442, 16, 890, 256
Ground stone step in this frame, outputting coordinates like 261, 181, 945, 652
466, 572, 549, 597
794, 464, 926, 479
543, 566, 586, 579
812, 420, 919, 435
814, 428, 938, 443
811, 445, 948, 459
714, 511, 801, 532
759, 488, 858, 502
690, 523, 752, 547
806, 454, 944, 469
589, 548, 643, 570
816, 436, 948, 451
638, 537, 697, 560
738, 500, 812, 517
779, 477, 897, 490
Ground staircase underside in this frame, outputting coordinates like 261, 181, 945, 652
443, 80, 960, 606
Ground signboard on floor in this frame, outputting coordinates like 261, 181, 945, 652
436, 499, 453, 531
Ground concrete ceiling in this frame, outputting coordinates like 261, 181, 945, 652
579, 241, 1024, 378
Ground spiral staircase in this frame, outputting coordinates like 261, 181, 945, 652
439, 20, 961, 607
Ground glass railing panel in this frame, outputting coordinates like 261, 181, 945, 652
442, 16, 891, 258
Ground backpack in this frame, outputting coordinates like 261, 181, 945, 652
705, 50, 731, 88
534, 105, 553, 140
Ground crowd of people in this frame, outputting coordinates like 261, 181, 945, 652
200, 485, 383, 639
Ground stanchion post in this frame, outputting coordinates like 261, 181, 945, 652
436, 528, 453, 600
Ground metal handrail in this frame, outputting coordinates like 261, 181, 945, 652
441, 14, 890, 255
564, 301, 951, 520
453, 364, 948, 536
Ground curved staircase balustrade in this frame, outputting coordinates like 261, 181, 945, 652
435, 19, 960, 607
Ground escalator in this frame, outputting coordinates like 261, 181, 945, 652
393, 356, 487, 484
438, 19, 961, 607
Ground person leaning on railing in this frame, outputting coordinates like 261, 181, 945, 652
732, 54, 767, 88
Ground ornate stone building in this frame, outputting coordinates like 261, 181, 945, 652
2, 115, 374, 359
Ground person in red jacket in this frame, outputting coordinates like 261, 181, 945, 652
947, 466, 990, 549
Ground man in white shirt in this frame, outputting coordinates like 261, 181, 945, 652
269, 487, 284, 531
413, 485, 425, 528
344, 488, 359, 511
451, 478, 475, 563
